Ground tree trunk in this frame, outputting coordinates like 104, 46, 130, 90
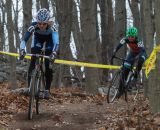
0, 16, 3, 51
0, 1, 5, 51
13, 0, 21, 51
72, 1, 84, 83
129, 0, 141, 36
36, 0, 40, 11
6, 0, 17, 89
80, 0, 100, 94
141, 0, 154, 97
99, 0, 114, 84
148, 0, 160, 113
55, 0, 73, 87
22, 0, 32, 53
40, 0, 49, 9
114, 0, 127, 62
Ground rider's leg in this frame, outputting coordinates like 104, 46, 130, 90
44, 51, 53, 91
28, 49, 38, 87
135, 52, 147, 79
119, 52, 135, 93
123, 52, 135, 80
44, 51, 53, 98
45, 60, 53, 91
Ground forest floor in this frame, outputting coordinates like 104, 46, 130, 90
0, 82, 160, 130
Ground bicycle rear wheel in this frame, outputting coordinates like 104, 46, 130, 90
107, 70, 121, 103
28, 70, 37, 120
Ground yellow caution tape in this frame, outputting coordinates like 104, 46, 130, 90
0, 51, 120, 69
145, 44, 160, 78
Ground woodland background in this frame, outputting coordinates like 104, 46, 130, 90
0, 0, 160, 113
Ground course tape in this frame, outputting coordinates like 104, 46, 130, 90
0, 51, 120, 69
145, 44, 160, 78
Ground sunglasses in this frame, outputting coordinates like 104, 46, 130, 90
38, 23, 47, 26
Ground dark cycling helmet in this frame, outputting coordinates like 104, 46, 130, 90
126, 27, 138, 37
36, 8, 50, 23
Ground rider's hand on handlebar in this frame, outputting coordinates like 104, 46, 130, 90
49, 51, 57, 61
19, 49, 26, 60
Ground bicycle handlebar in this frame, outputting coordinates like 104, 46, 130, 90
113, 55, 136, 62
111, 55, 135, 65
113, 56, 128, 62
26, 54, 50, 59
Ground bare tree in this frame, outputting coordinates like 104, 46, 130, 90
71, 0, 84, 83
12, 0, 21, 51
114, 0, 127, 59
6, 0, 17, 89
22, 0, 32, 53
55, 0, 73, 87
141, 0, 154, 97
50, 0, 57, 17
39, 0, 49, 9
0, 14, 2, 51
141, 0, 154, 54
80, 0, 100, 94
36, 0, 40, 11
0, 0, 5, 51
147, 0, 160, 113
128, 0, 141, 36
99, 0, 114, 84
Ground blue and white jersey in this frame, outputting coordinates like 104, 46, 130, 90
20, 22, 59, 52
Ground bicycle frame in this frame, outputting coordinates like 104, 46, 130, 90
108, 56, 135, 102
27, 53, 49, 120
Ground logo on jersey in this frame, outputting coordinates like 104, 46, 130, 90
137, 41, 144, 47
28, 26, 35, 33
120, 38, 125, 44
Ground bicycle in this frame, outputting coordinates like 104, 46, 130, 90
26, 52, 53, 120
107, 56, 138, 103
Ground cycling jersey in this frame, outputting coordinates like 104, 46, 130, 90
20, 22, 59, 52
115, 36, 145, 54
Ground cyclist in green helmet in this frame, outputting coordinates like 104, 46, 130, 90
111, 27, 147, 97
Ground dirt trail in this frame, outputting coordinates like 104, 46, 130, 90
0, 85, 160, 130
8, 98, 130, 130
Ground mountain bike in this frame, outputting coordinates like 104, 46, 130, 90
27, 53, 52, 120
107, 56, 138, 103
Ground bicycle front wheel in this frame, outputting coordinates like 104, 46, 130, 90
28, 70, 37, 120
107, 70, 121, 103
35, 76, 41, 115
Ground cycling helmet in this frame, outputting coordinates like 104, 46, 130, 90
126, 27, 138, 37
36, 8, 50, 23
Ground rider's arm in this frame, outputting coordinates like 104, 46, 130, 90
137, 40, 147, 58
20, 22, 36, 50
51, 23, 59, 52
113, 38, 126, 54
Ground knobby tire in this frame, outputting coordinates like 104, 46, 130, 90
107, 70, 121, 103
28, 70, 37, 120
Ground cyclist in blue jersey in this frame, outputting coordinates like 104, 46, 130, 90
111, 27, 147, 96
19, 8, 59, 99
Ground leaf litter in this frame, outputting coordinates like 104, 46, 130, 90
0, 82, 160, 130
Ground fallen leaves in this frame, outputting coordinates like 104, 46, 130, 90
0, 83, 160, 129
